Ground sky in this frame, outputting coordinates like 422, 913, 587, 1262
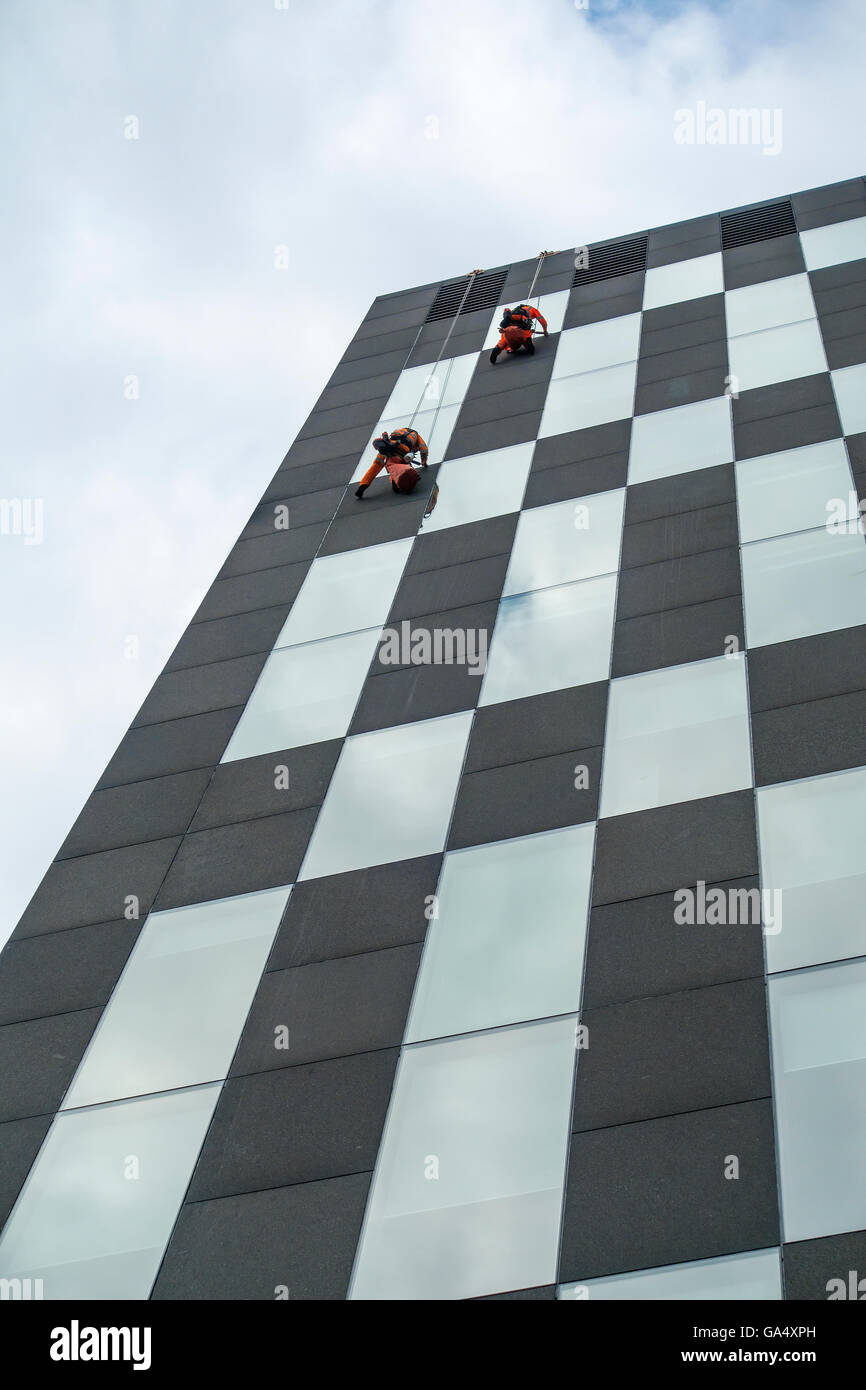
0, 0, 863, 948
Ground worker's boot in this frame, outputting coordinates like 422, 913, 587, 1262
523, 338, 535, 355
489, 347, 500, 365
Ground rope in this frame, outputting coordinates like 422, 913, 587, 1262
407, 268, 482, 431
524, 251, 547, 306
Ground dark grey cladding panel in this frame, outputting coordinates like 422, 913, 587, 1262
406, 513, 518, 574
189, 741, 342, 832
634, 371, 727, 416
267, 855, 439, 970
339, 325, 418, 364
57, 769, 211, 860
747, 625, 866, 711
96, 708, 242, 789
523, 452, 628, 507
463, 684, 608, 773
647, 235, 721, 269
153, 809, 317, 911
642, 291, 725, 333
218, 520, 329, 577
164, 607, 289, 673
349, 663, 482, 735
752, 690, 866, 785
366, 283, 440, 319
822, 331, 866, 371
582, 877, 766, 1009
722, 233, 805, 290
445, 409, 543, 460
636, 338, 727, 385
405, 331, 484, 368
350, 304, 431, 341
456, 380, 550, 428
794, 197, 866, 232
130, 653, 268, 729
261, 458, 357, 502
239, 487, 345, 540
317, 498, 429, 556
151, 1171, 371, 1301
624, 463, 735, 524
620, 503, 739, 569
0, 919, 136, 1026
563, 272, 644, 329
732, 371, 837, 425
809, 257, 866, 314
571, 978, 771, 1132
791, 177, 865, 213
295, 394, 390, 443
0, 1113, 53, 1227
461, 343, 557, 401
186, 1049, 400, 1200
616, 546, 741, 620
323, 348, 414, 390
192, 561, 310, 623
281, 422, 377, 469
386, 552, 509, 623
474, 1285, 557, 1301
558, 1100, 779, 1282
0, 1009, 102, 1122
647, 213, 720, 251
368, 600, 499, 676
593, 792, 758, 905
733, 404, 843, 459
782, 1230, 866, 1300
313, 371, 403, 415
639, 312, 728, 360
410, 306, 493, 349
230, 944, 423, 1073
447, 746, 602, 849
13, 837, 182, 940
611, 594, 745, 677
532, 419, 631, 471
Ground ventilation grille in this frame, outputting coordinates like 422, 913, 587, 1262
721, 200, 796, 249
572, 235, 648, 288
425, 268, 509, 323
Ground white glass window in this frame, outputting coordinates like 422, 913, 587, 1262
0, 1084, 220, 1300
275, 538, 412, 647
758, 767, 866, 974
725, 274, 817, 337
558, 1248, 782, 1300
727, 319, 827, 393
628, 395, 733, 485
735, 438, 856, 543
419, 443, 533, 534
482, 289, 570, 349
643, 253, 724, 311
380, 354, 477, 419
480, 576, 617, 706
539, 363, 638, 438
349, 1015, 577, 1301
406, 824, 595, 1042
222, 628, 380, 758
800, 216, 866, 272
504, 489, 625, 596
741, 525, 866, 648
62, 886, 291, 1108
600, 655, 752, 819
298, 712, 472, 881
769, 957, 866, 1242
832, 363, 866, 436
552, 315, 642, 379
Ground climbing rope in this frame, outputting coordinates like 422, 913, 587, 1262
524, 251, 548, 306
407, 268, 483, 430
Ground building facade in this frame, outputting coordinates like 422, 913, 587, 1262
1, 176, 865, 1301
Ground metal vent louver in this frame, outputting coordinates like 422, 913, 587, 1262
721, 201, 797, 249
424, 268, 509, 323
572, 235, 648, 288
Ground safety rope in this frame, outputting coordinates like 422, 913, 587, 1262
525, 251, 547, 306
407, 268, 482, 431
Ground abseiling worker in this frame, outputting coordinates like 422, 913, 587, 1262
490, 302, 549, 364
355, 427, 429, 498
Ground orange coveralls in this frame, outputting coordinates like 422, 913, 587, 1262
496, 304, 548, 351
358, 430, 429, 488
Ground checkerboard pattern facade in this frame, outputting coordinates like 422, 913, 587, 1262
2, 177, 866, 1301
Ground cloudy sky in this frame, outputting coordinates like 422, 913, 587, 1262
0, 0, 862, 947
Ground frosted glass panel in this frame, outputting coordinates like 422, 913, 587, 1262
600, 655, 752, 818
0, 1085, 219, 1300
628, 396, 732, 485
770, 958, 866, 1242
801, 216, 866, 271
832, 364, 866, 435
406, 824, 595, 1041
504, 489, 624, 595
381, 354, 477, 418
349, 1016, 577, 1301
223, 628, 380, 758
741, 525, 866, 647
728, 319, 827, 392
758, 767, 866, 973
539, 363, 637, 438
559, 1248, 781, 1300
63, 886, 291, 1107
725, 274, 816, 337
276, 538, 411, 646
419, 443, 533, 534
735, 439, 855, 543
480, 575, 617, 706
643, 253, 724, 311
299, 713, 472, 880
552, 315, 642, 378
